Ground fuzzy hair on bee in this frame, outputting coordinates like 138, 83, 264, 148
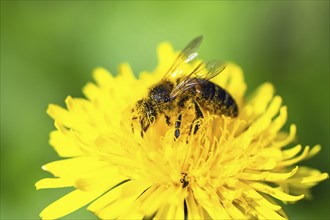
131, 36, 238, 138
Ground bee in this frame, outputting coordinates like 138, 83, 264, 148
132, 36, 238, 138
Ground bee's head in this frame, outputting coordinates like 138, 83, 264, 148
149, 80, 174, 104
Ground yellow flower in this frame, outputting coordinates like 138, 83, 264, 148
36, 40, 328, 219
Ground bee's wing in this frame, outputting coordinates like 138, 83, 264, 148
163, 36, 203, 79
170, 60, 226, 98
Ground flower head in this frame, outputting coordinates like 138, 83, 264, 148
36, 39, 328, 219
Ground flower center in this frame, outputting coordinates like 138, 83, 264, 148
180, 172, 189, 188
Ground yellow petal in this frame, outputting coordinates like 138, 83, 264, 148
254, 205, 286, 220
118, 63, 135, 79
246, 83, 274, 118
249, 182, 304, 202
83, 82, 100, 101
247, 156, 277, 170
298, 173, 329, 186
157, 42, 176, 72
118, 208, 144, 219
154, 203, 184, 220
154, 204, 169, 219
64, 96, 107, 134
265, 105, 287, 135
42, 157, 108, 178
286, 166, 329, 187
257, 106, 287, 147
282, 145, 302, 160
96, 196, 137, 219
239, 182, 282, 211
87, 182, 123, 213
35, 178, 73, 190
218, 185, 242, 202
271, 124, 297, 148
139, 186, 172, 216
222, 203, 247, 219
248, 115, 271, 137
193, 186, 231, 219
246, 96, 282, 138
92, 67, 114, 89
186, 193, 203, 219
265, 96, 282, 118
47, 104, 74, 128
40, 189, 106, 220
75, 166, 125, 192
305, 144, 321, 160
49, 130, 84, 157
239, 166, 298, 182
223, 63, 247, 105
120, 179, 152, 198
277, 146, 319, 167
173, 203, 185, 219
88, 179, 150, 213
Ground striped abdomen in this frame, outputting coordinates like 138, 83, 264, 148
192, 79, 238, 117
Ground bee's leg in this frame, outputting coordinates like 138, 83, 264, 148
131, 116, 138, 133
140, 123, 150, 138
190, 100, 204, 135
174, 95, 190, 139
165, 115, 171, 126
131, 106, 137, 133
175, 113, 183, 138
139, 117, 151, 138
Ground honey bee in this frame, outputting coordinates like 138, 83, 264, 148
132, 36, 238, 138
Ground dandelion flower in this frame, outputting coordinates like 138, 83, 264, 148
36, 38, 328, 219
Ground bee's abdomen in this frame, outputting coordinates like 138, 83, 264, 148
194, 79, 238, 117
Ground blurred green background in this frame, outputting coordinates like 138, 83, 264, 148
1, 1, 329, 219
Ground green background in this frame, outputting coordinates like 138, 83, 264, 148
1, 1, 329, 219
